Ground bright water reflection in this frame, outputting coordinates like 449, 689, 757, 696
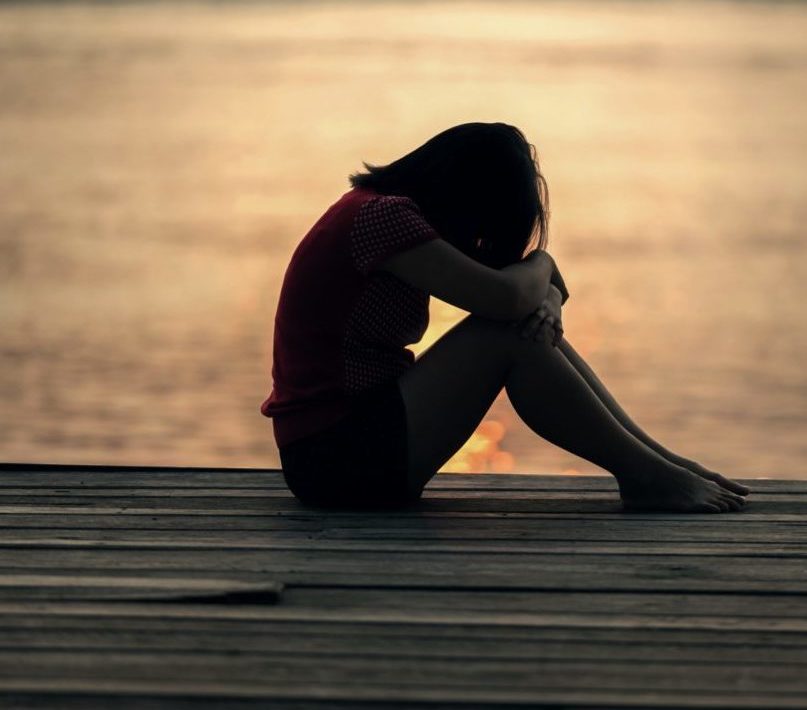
1, 1, 806, 476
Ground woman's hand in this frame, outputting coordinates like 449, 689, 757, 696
513, 283, 564, 346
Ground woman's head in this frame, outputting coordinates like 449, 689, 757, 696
348, 122, 549, 269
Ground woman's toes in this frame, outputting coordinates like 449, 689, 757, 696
721, 492, 745, 511
711, 472, 750, 496
693, 467, 750, 496
698, 502, 722, 513
719, 475, 750, 496
706, 495, 727, 512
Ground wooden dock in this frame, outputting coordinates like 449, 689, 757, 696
0, 464, 805, 708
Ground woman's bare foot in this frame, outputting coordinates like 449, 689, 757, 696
678, 459, 751, 496
617, 463, 747, 513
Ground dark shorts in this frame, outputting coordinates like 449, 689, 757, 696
278, 378, 422, 510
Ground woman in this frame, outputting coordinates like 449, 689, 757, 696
261, 122, 749, 512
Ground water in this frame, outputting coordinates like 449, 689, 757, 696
2, 1, 806, 477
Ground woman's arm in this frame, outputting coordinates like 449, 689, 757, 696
501, 250, 557, 319
373, 238, 556, 322
550, 262, 570, 305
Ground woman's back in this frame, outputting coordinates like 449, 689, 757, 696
260, 186, 441, 449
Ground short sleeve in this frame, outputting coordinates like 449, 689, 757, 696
350, 195, 441, 276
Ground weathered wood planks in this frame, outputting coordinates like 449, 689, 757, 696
0, 463, 805, 708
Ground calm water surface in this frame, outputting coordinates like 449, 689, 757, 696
2, 1, 806, 476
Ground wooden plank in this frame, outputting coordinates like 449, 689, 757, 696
0, 491, 640, 505
2, 600, 806, 632
1, 680, 805, 710
431, 475, 795, 492
0, 696, 406, 710
1, 610, 805, 646
1, 576, 806, 618
0, 482, 788, 499
0, 536, 805, 558
1, 506, 803, 523
0, 466, 803, 707
0, 464, 271, 473
2, 516, 806, 543
0, 598, 806, 631
1, 468, 606, 489
0, 625, 805, 664
0, 549, 806, 592
0, 479, 782, 496
2, 621, 806, 658
0, 467, 792, 492
0, 574, 282, 603
0, 498, 639, 514
2, 501, 806, 519
2, 525, 807, 547
8, 562, 802, 599
280, 587, 807, 619
0, 489, 799, 503
0, 597, 805, 705
0, 650, 805, 699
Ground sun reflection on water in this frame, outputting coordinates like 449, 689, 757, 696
1, 1, 806, 476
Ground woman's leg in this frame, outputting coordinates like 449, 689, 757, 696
397, 313, 746, 512
557, 339, 750, 495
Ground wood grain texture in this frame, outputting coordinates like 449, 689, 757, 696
0, 464, 804, 708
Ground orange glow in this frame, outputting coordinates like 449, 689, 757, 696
443, 417, 515, 474
1, 2, 804, 478
490, 451, 515, 473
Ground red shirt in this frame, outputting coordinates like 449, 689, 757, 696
261, 186, 442, 449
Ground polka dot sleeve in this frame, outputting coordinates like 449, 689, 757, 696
350, 195, 442, 276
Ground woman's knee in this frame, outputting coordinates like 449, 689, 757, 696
464, 313, 555, 362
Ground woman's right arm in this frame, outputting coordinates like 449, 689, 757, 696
372, 237, 556, 322
549, 261, 570, 305
501, 249, 557, 319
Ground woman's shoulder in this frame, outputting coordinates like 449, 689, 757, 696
348, 192, 441, 277
303, 188, 432, 254
350, 191, 432, 229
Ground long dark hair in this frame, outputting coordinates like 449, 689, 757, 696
348, 122, 549, 269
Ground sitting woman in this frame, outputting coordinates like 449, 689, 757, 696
260, 121, 749, 512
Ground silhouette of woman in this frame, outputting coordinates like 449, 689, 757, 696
261, 122, 749, 512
